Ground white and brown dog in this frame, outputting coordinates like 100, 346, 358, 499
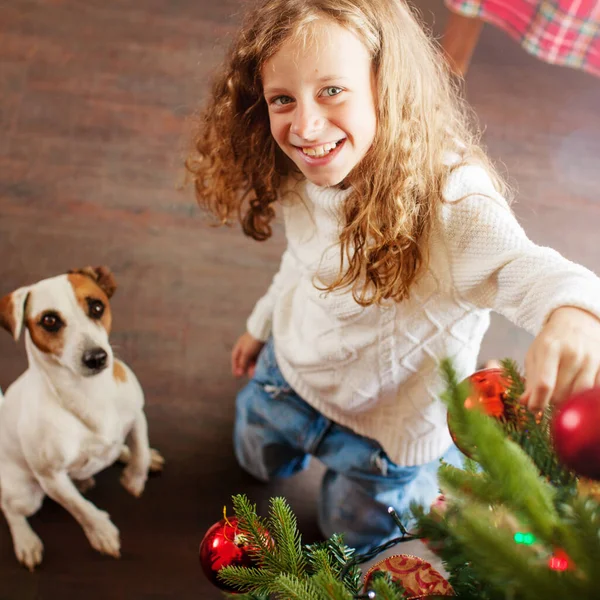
0, 266, 163, 570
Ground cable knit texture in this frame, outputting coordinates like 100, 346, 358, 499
246, 165, 600, 466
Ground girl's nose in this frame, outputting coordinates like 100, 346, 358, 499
290, 103, 324, 140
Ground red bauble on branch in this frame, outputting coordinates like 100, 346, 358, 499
447, 368, 513, 455
552, 387, 600, 480
462, 368, 511, 417
199, 515, 256, 592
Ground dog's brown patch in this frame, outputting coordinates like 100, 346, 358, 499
0, 294, 16, 337
67, 274, 113, 334
113, 360, 127, 383
27, 311, 65, 356
69, 266, 117, 298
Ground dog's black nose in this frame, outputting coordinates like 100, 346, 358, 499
82, 348, 108, 371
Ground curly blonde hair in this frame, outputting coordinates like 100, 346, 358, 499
186, 0, 506, 305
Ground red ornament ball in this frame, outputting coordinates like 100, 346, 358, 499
552, 387, 600, 480
199, 516, 255, 592
448, 368, 512, 455
462, 368, 511, 417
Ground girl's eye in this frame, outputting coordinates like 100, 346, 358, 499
322, 86, 343, 97
271, 95, 294, 107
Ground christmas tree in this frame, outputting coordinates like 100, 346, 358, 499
199, 360, 600, 599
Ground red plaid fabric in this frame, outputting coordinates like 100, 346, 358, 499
445, 0, 600, 77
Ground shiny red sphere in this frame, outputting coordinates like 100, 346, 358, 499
448, 368, 511, 455
199, 517, 255, 592
463, 368, 510, 417
552, 387, 600, 480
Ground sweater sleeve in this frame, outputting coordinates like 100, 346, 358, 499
246, 248, 300, 342
441, 165, 600, 334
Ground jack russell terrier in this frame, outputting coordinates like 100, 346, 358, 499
0, 266, 164, 570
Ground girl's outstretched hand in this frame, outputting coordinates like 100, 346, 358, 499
231, 332, 265, 378
521, 306, 600, 411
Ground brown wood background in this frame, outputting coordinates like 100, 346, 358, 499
0, 0, 599, 598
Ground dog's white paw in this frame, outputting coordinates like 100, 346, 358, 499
84, 510, 120, 558
149, 448, 165, 472
119, 446, 164, 473
120, 466, 147, 498
14, 528, 44, 571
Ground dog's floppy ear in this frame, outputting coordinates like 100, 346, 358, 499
69, 266, 117, 298
0, 286, 30, 341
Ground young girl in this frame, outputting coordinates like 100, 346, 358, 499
187, 0, 600, 552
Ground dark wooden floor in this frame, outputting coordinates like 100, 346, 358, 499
0, 0, 599, 598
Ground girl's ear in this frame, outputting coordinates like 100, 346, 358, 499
0, 286, 31, 341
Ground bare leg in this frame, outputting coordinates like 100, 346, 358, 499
441, 10, 484, 77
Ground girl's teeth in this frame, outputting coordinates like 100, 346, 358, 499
302, 142, 337, 157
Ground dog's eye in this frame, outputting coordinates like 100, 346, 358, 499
40, 312, 63, 333
88, 299, 105, 319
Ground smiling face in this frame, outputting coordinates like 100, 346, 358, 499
261, 19, 377, 187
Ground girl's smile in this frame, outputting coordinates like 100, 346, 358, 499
262, 20, 377, 187
295, 138, 346, 164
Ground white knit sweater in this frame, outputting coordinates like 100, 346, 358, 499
246, 165, 600, 466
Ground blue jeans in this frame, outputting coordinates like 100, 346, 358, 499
234, 338, 463, 553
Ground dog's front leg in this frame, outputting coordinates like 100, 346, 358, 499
37, 471, 120, 558
120, 412, 152, 498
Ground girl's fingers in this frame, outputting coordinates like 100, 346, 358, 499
551, 354, 582, 405
232, 346, 246, 377
231, 348, 239, 375
569, 361, 600, 398
523, 341, 560, 412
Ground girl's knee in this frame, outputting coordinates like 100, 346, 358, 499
318, 472, 398, 553
233, 386, 310, 482
233, 405, 271, 482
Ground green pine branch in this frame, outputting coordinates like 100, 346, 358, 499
310, 570, 356, 600
440, 360, 560, 539
553, 496, 600, 591
267, 496, 307, 578
213, 357, 600, 600
219, 495, 368, 599
305, 534, 362, 594
270, 573, 321, 600
419, 359, 600, 600
365, 570, 406, 599
499, 359, 577, 492
218, 565, 273, 596
447, 501, 575, 600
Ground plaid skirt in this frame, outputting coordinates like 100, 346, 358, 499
445, 0, 600, 77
